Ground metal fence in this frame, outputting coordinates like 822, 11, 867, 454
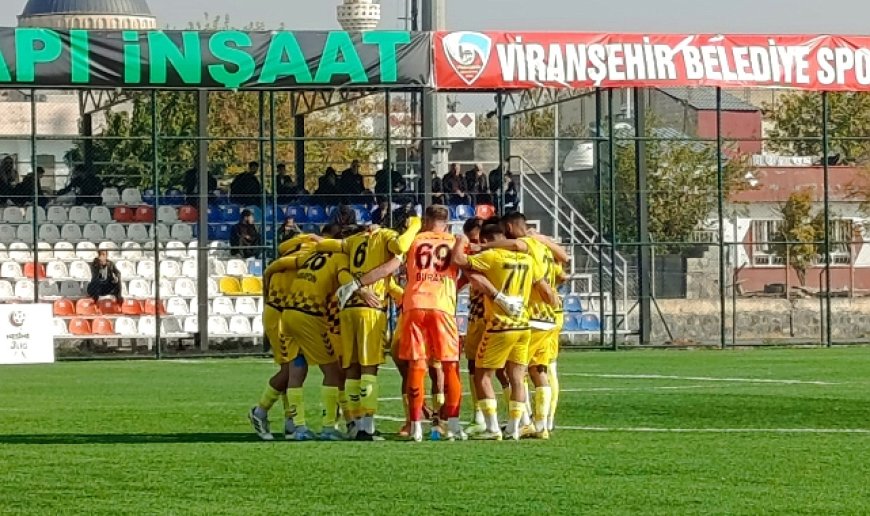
0, 85, 866, 358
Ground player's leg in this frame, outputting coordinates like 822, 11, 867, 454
339, 310, 363, 436
286, 354, 311, 440
504, 330, 532, 440
318, 359, 346, 441
399, 310, 430, 442
464, 320, 486, 432
406, 360, 428, 442
358, 309, 387, 440
495, 367, 511, 420
528, 329, 552, 438
428, 361, 445, 439
433, 311, 464, 440
390, 322, 412, 437
473, 331, 511, 440
548, 321, 563, 432
249, 363, 288, 440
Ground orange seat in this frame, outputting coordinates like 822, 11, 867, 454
134, 206, 155, 223
178, 206, 198, 223
113, 206, 134, 223
23, 263, 46, 280
142, 299, 167, 315
121, 299, 143, 315
53, 298, 75, 316
98, 299, 121, 314
69, 318, 92, 335
75, 298, 100, 316
475, 204, 496, 220
91, 318, 116, 336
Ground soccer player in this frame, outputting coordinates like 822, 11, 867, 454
316, 216, 421, 440
453, 223, 557, 440
460, 217, 488, 433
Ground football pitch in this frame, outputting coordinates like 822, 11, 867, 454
2, 348, 870, 514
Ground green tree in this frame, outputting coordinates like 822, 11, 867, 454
771, 189, 825, 287
765, 92, 870, 164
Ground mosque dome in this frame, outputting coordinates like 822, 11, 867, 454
19, 0, 158, 29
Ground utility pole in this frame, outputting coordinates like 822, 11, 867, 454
420, 0, 447, 207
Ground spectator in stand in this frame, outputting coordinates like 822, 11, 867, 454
183, 167, 218, 207
465, 163, 490, 205
339, 160, 368, 205
12, 167, 48, 208
57, 164, 104, 206
313, 167, 339, 206
278, 217, 301, 242
0, 156, 16, 204
230, 209, 261, 259
229, 161, 263, 207
393, 200, 416, 231
502, 171, 519, 211
330, 204, 357, 227
87, 250, 123, 304
442, 163, 466, 198
417, 170, 445, 205
372, 198, 391, 226
448, 184, 472, 206
375, 159, 407, 199
275, 163, 308, 204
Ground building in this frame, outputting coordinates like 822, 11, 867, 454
18, 0, 157, 29
337, 0, 381, 31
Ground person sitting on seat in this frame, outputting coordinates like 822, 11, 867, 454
12, 167, 49, 208
229, 161, 263, 207
230, 209, 262, 259
57, 165, 104, 206
87, 250, 123, 304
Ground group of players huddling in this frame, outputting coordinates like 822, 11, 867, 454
248, 205, 569, 442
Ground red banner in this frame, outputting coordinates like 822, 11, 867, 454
434, 32, 870, 91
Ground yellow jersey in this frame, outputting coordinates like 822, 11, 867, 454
468, 286, 485, 323
285, 251, 352, 317
521, 237, 562, 325
467, 248, 545, 331
264, 242, 315, 310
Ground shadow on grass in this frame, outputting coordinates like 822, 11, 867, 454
0, 433, 409, 445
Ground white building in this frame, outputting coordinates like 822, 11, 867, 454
18, 0, 157, 29
337, 0, 381, 31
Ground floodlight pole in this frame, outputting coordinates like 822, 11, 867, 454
421, 0, 447, 207
197, 91, 210, 351
633, 88, 651, 345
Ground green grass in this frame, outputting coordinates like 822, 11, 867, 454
2, 348, 870, 514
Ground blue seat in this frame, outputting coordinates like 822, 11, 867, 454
207, 206, 223, 223
562, 314, 581, 332
579, 314, 601, 331
284, 205, 307, 223
563, 295, 583, 313
244, 206, 263, 222
453, 205, 475, 220
325, 205, 337, 217
248, 259, 264, 277
220, 204, 241, 223
353, 205, 372, 223
456, 296, 470, 314
208, 224, 231, 241
456, 315, 469, 334
302, 224, 320, 234
162, 189, 184, 206
142, 189, 156, 206
306, 206, 328, 224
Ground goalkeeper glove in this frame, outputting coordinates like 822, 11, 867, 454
494, 293, 525, 319
336, 279, 362, 310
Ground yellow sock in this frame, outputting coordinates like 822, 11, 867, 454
534, 386, 552, 426
321, 386, 339, 428
360, 374, 379, 417
433, 393, 445, 416
346, 379, 361, 420
509, 401, 525, 422
281, 392, 291, 420
257, 385, 282, 411
479, 398, 499, 432
288, 388, 306, 427
549, 362, 560, 420
402, 394, 410, 421
339, 390, 351, 423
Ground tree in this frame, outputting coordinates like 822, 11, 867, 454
765, 92, 870, 164
771, 189, 825, 286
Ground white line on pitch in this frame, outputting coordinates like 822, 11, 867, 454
376, 385, 713, 402
559, 373, 839, 385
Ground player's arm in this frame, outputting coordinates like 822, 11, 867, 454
468, 272, 499, 298
533, 278, 559, 307
336, 256, 403, 309
452, 234, 472, 268
386, 216, 422, 255
315, 238, 347, 254
264, 254, 303, 284
278, 233, 322, 256
479, 238, 529, 253
386, 278, 404, 306
530, 231, 570, 264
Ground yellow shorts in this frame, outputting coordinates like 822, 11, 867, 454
476, 329, 531, 370
550, 312, 565, 362
529, 327, 558, 366
281, 309, 337, 366
265, 305, 299, 365
464, 318, 486, 362
340, 308, 387, 369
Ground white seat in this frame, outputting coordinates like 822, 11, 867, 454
175, 277, 196, 298
165, 241, 187, 259
76, 242, 97, 261
0, 243, 7, 261
121, 188, 143, 205
105, 224, 127, 242
68, 206, 89, 223
188, 298, 199, 315
159, 260, 182, 279
212, 297, 235, 316
187, 241, 198, 258
98, 241, 122, 261
207, 277, 219, 298
137, 260, 156, 280
16, 224, 33, 243
14, 279, 34, 300
209, 258, 226, 277
36, 241, 53, 260
53, 318, 70, 336
235, 297, 258, 315
208, 316, 230, 335
257, 297, 263, 313
209, 241, 230, 258
150, 223, 170, 241
0, 262, 22, 279
121, 241, 143, 260
114, 317, 139, 336
171, 223, 193, 241
228, 315, 252, 335
61, 223, 83, 241
54, 242, 75, 261
138, 316, 157, 337
45, 261, 69, 280
101, 188, 121, 207
0, 279, 14, 300
9, 243, 31, 263
127, 223, 149, 243
127, 278, 151, 298
162, 317, 184, 335
60, 280, 84, 298
181, 259, 197, 278
68, 260, 91, 281
183, 316, 199, 333
39, 280, 60, 298
3, 207, 24, 223
0, 224, 15, 244
226, 259, 248, 277
38, 224, 61, 243
157, 278, 174, 297
165, 297, 190, 316
157, 206, 178, 223
83, 223, 104, 241
46, 206, 68, 223
252, 315, 263, 335
90, 205, 112, 223
24, 206, 46, 223
115, 259, 136, 279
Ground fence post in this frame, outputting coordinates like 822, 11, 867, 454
607, 89, 617, 350
633, 88, 651, 345
716, 87, 727, 349
151, 90, 161, 359
196, 91, 210, 351
270, 92, 278, 261
30, 90, 39, 305
595, 88, 605, 348
822, 91, 832, 348
385, 91, 393, 225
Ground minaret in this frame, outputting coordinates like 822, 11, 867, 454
337, 0, 381, 32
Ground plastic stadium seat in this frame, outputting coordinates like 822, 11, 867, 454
60, 280, 84, 299
134, 206, 155, 223
142, 189, 156, 206
351, 205, 371, 223
456, 315, 469, 334
120, 241, 143, 260
243, 206, 263, 223
242, 277, 263, 295
165, 297, 190, 316
207, 206, 223, 223
563, 295, 583, 313
75, 298, 100, 316
138, 316, 157, 337
0, 243, 6, 260
101, 188, 122, 206
47, 206, 68, 223
3, 207, 24, 223
209, 259, 226, 277
563, 314, 581, 332
68, 261, 90, 282
105, 223, 127, 242
24, 206, 46, 223
220, 204, 241, 223
183, 316, 199, 333
163, 190, 184, 206
111, 261, 134, 281
229, 315, 253, 335
208, 316, 230, 335
122, 188, 143, 205
76, 243, 97, 261
579, 314, 602, 331
171, 223, 193, 241
23, 262, 46, 280
208, 278, 219, 298
208, 241, 230, 258
114, 317, 138, 336
127, 224, 149, 243
54, 242, 75, 261
159, 260, 182, 279
39, 280, 60, 299
143, 299, 167, 316
164, 241, 186, 259
53, 319, 70, 336
113, 206, 135, 223
157, 206, 178, 223
98, 299, 121, 314
83, 223, 104, 242
69, 318, 92, 336
175, 278, 196, 298
212, 297, 235, 316
208, 224, 231, 241
283, 205, 306, 223
90, 205, 112, 224
226, 259, 247, 277
150, 224, 170, 241
162, 317, 184, 335
121, 299, 143, 316
0, 280, 13, 301
248, 259, 263, 277
45, 261, 69, 280
16, 224, 34, 243
305, 205, 328, 224
137, 260, 156, 280
1, 261, 23, 279
457, 296, 470, 314
127, 279, 151, 299
0, 225, 15, 244
14, 280, 34, 300
453, 205, 475, 220
36, 241, 53, 260
252, 315, 263, 335
9, 243, 32, 263
67, 206, 88, 223
92, 318, 116, 336
235, 297, 258, 315
178, 206, 198, 223
219, 277, 242, 295
60, 224, 82, 242
475, 204, 496, 220
157, 278, 174, 298
181, 260, 197, 279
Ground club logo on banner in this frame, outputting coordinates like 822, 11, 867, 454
441, 31, 493, 86
0, 304, 55, 365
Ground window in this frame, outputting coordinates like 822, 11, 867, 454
751, 219, 784, 266
824, 220, 853, 265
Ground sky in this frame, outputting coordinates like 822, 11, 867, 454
3, 0, 870, 33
